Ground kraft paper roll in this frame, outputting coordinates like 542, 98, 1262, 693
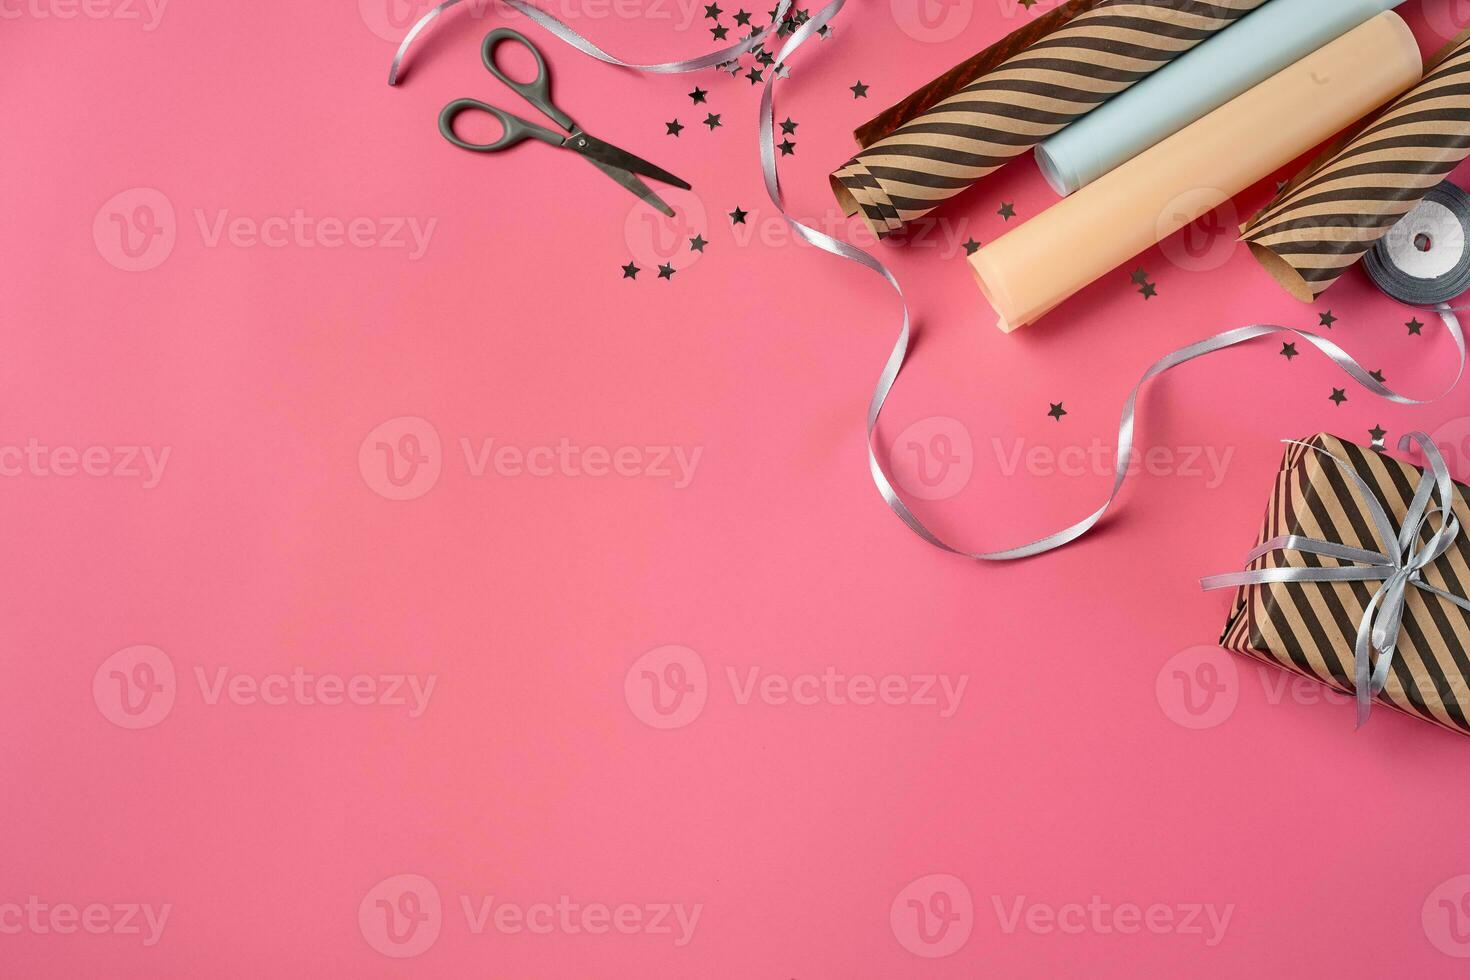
967, 12, 1421, 333
852, 0, 1104, 148
1034, 0, 1406, 196
1242, 29, 1470, 302
831, 0, 1267, 239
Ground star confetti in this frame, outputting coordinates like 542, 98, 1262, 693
778, 139, 796, 155
1280, 342, 1298, 360
621, 261, 639, 280
997, 202, 1016, 220
704, 2, 722, 17
1369, 425, 1388, 449
729, 206, 749, 224
746, 67, 763, 84
665, 119, 684, 137
704, 113, 722, 130
1129, 267, 1157, 299
963, 238, 981, 256
734, 7, 751, 23
850, 80, 868, 98
1369, 369, 1386, 384
1329, 388, 1347, 406
1048, 402, 1067, 421
712, 24, 729, 39
1318, 310, 1337, 328
780, 118, 798, 134
658, 263, 676, 280
689, 86, 708, 104
689, 234, 708, 252
1407, 317, 1424, 336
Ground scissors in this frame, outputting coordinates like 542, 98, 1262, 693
438, 28, 691, 217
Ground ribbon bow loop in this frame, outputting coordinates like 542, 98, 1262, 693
1202, 432, 1470, 728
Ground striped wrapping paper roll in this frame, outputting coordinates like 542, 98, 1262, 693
1242, 28, 1470, 301
851, 0, 1103, 147
1219, 434, 1470, 738
830, 0, 1267, 238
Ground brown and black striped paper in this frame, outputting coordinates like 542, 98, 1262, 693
852, 0, 1104, 148
830, 0, 1267, 238
1219, 434, 1470, 738
1241, 28, 1470, 301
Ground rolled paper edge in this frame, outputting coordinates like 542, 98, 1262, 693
1245, 241, 1320, 302
833, 162, 901, 239
969, 246, 1068, 332
968, 255, 1018, 333
830, 170, 859, 218
1032, 144, 1077, 198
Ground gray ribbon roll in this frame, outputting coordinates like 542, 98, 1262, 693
1202, 432, 1470, 728
1363, 182, 1470, 307
388, 3, 1467, 563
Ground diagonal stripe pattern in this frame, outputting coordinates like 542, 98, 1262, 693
830, 0, 1266, 238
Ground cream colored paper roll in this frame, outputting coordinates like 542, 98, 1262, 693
969, 11, 1422, 333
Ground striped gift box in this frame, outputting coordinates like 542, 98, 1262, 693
1219, 434, 1470, 737
830, 0, 1267, 238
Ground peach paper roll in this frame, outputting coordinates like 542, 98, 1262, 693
1241, 28, 1470, 301
831, 0, 1267, 239
968, 11, 1422, 332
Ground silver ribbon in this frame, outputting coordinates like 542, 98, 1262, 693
389, 0, 791, 85
1202, 432, 1470, 727
388, 3, 1467, 562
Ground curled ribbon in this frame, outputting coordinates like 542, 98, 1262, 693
1201, 432, 1470, 727
388, 3, 1466, 562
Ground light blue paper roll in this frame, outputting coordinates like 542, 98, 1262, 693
1034, 0, 1406, 196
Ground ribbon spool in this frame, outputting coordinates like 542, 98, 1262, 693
1363, 181, 1470, 306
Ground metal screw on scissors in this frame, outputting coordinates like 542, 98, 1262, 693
438, 28, 691, 218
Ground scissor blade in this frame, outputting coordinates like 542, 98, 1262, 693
579, 153, 676, 217
571, 133, 692, 191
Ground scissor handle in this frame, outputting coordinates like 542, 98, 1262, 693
438, 98, 566, 152
480, 28, 574, 132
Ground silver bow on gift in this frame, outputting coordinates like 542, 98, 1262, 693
1202, 432, 1470, 727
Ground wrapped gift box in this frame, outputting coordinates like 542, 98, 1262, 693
1217, 433, 1470, 736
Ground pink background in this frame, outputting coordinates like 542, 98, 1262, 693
7, 0, 1470, 975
